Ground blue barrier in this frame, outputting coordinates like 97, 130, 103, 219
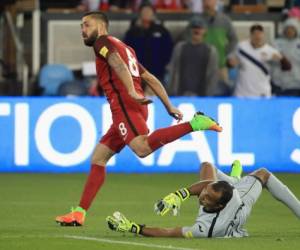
0, 97, 300, 173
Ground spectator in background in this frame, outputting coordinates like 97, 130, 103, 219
124, 2, 173, 88
153, 0, 184, 11
271, 18, 300, 96
108, 0, 137, 12
77, 0, 136, 12
228, 24, 291, 97
201, 0, 237, 95
40, 0, 80, 11
77, 0, 109, 11
283, 0, 300, 20
288, 2, 300, 20
178, 0, 237, 95
182, 0, 225, 13
182, 0, 204, 12
167, 16, 219, 96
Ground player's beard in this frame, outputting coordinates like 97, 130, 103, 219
83, 30, 98, 47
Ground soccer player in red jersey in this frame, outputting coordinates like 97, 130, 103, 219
55, 11, 222, 226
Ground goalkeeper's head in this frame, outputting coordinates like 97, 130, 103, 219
199, 181, 233, 212
81, 11, 109, 47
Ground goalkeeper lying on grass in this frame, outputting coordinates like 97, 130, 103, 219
107, 160, 300, 238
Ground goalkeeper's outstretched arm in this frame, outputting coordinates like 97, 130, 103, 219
139, 181, 214, 237
140, 226, 183, 237
106, 211, 185, 237
107, 181, 215, 237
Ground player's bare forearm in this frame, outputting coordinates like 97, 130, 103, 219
141, 70, 172, 110
108, 52, 135, 93
188, 180, 213, 196
141, 227, 183, 237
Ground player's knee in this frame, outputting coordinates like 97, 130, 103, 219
256, 167, 270, 176
135, 151, 148, 158
91, 157, 109, 166
133, 146, 151, 158
130, 136, 152, 158
91, 152, 112, 166
201, 162, 214, 171
253, 167, 270, 184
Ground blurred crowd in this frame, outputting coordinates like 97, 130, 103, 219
76, 0, 222, 13
76, 0, 300, 97
1, 0, 300, 97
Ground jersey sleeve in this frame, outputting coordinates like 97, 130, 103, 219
93, 36, 117, 60
182, 221, 209, 238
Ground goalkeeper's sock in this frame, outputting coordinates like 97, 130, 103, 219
79, 164, 106, 210
147, 123, 192, 151
230, 160, 243, 179
266, 174, 300, 218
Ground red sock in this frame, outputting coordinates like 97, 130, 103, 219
147, 122, 192, 151
79, 164, 106, 211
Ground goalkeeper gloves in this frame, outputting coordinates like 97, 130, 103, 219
154, 188, 190, 216
106, 211, 144, 234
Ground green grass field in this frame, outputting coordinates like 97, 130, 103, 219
0, 173, 299, 250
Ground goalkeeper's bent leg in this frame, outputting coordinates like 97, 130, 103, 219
265, 172, 300, 218
253, 168, 300, 218
199, 162, 217, 181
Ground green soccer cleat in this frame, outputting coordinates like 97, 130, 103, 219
189, 112, 222, 132
106, 211, 142, 234
230, 160, 243, 179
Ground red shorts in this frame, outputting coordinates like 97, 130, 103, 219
99, 105, 149, 153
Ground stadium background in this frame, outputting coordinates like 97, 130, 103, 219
0, 1, 300, 250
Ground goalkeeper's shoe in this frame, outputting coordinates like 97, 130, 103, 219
190, 112, 222, 132
106, 211, 142, 234
230, 160, 243, 179
55, 206, 86, 226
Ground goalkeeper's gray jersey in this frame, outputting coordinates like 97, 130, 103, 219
182, 176, 262, 238
197, 189, 248, 237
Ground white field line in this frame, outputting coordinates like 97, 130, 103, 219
0, 234, 200, 250
64, 235, 199, 250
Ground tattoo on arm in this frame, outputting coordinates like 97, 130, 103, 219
108, 52, 127, 73
107, 51, 135, 93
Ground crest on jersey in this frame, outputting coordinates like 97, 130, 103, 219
99, 46, 109, 58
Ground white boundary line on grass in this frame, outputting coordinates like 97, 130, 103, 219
64, 235, 199, 250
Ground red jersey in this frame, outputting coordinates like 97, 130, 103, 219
93, 35, 145, 110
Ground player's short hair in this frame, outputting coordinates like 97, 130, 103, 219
212, 181, 233, 207
82, 11, 109, 29
250, 24, 264, 33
